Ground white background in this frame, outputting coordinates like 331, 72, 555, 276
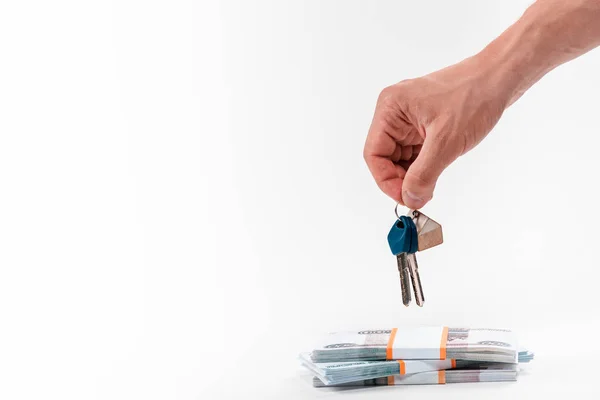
1, 0, 600, 399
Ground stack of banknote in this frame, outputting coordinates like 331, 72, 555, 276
300, 326, 534, 387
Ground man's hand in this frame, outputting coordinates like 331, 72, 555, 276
364, 0, 600, 209
363, 57, 508, 209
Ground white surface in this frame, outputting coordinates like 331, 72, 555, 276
1, 0, 600, 399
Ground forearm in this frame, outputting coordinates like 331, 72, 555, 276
476, 0, 600, 107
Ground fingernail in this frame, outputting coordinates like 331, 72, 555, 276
404, 191, 424, 202
403, 191, 426, 208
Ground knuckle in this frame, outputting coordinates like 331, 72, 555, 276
362, 148, 370, 163
374, 88, 405, 131
377, 85, 395, 100
406, 169, 433, 187
376, 85, 400, 109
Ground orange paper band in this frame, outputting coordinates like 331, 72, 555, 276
440, 327, 449, 359
398, 360, 406, 375
451, 359, 456, 368
386, 328, 398, 360
438, 370, 446, 384
387, 376, 395, 385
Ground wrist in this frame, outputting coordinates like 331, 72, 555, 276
473, 15, 550, 109
473, 0, 600, 108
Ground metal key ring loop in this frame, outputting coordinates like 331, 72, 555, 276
394, 203, 401, 220
395, 203, 420, 220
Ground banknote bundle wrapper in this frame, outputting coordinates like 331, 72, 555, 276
300, 326, 534, 386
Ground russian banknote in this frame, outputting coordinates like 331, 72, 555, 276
311, 327, 519, 363
312, 363, 519, 387
302, 349, 532, 385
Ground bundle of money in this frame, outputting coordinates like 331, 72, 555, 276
301, 349, 533, 386
311, 327, 519, 363
312, 363, 520, 387
301, 326, 534, 387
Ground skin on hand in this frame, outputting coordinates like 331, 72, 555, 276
364, 0, 600, 210
363, 57, 509, 209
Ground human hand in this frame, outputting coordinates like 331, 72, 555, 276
363, 57, 511, 209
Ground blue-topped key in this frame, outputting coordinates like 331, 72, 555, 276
387, 216, 413, 255
387, 215, 418, 306
388, 207, 443, 308
408, 216, 418, 254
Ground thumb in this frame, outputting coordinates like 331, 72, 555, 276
402, 135, 457, 209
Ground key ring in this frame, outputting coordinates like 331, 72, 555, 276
395, 203, 420, 220
394, 203, 402, 220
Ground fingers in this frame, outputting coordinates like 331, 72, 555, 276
364, 103, 411, 204
402, 134, 457, 209
363, 127, 405, 203
391, 144, 416, 163
400, 145, 413, 161
364, 86, 425, 205
364, 154, 406, 204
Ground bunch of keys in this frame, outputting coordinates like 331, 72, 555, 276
387, 205, 443, 307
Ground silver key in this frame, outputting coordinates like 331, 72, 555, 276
390, 205, 443, 307
407, 209, 443, 307
406, 253, 424, 306
396, 253, 411, 306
